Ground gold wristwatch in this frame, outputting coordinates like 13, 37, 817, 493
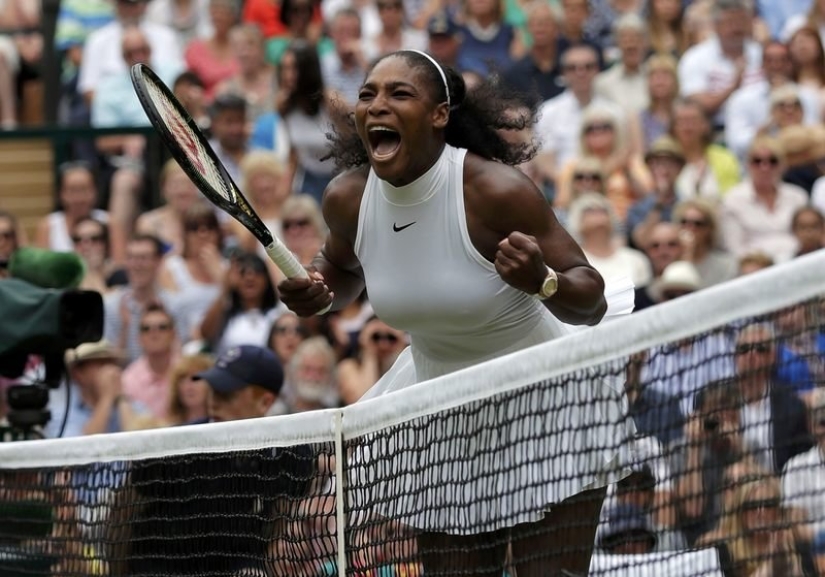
536, 266, 559, 300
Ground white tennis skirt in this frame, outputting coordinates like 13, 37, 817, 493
346, 279, 637, 535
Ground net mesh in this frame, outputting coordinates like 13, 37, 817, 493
1, 252, 825, 577
145, 78, 234, 202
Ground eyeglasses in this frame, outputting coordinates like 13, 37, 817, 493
648, 240, 680, 250
735, 342, 772, 355
371, 332, 399, 344
741, 498, 781, 512
563, 62, 598, 73
123, 46, 151, 58
377, 2, 403, 9
283, 218, 311, 231
774, 100, 801, 109
72, 234, 105, 244
749, 156, 779, 167
139, 322, 173, 333
573, 172, 602, 182
275, 325, 307, 337
584, 123, 613, 134
185, 222, 218, 233
679, 218, 708, 228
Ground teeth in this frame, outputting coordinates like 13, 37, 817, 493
369, 126, 396, 132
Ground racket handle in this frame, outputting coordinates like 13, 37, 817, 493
264, 241, 308, 279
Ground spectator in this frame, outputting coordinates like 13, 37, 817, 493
34, 161, 108, 252
45, 340, 144, 438
555, 105, 651, 221
597, 503, 658, 555
672, 377, 746, 545
645, 0, 688, 57
363, 0, 427, 62
104, 234, 195, 362
337, 317, 408, 405
627, 135, 685, 249
321, 8, 368, 106
791, 205, 825, 257
173, 71, 211, 133
738, 251, 775, 276
165, 354, 213, 425
725, 40, 821, 162
216, 23, 277, 125
182, 0, 240, 100
671, 98, 742, 202
280, 194, 326, 268
248, 86, 291, 165
146, 0, 212, 47
501, 0, 563, 107
0, 24, 20, 128
773, 302, 825, 402
135, 159, 202, 255
721, 136, 809, 264
699, 476, 811, 577
673, 199, 738, 288
649, 260, 703, 304
328, 290, 374, 360
0, 210, 23, 276
122, 304, 180, 420
676, 0, 763, 128
91, 26, 181, 265
788, 25, 825, 108
78, 0, 182, 104
633, 53, 679, 153
816, 531, 825, 577
756, 85, 809, 145
778, 124, 825, 194
734, 322, 813, 474
425, 11, 464, 71
623, 350, 685, 447
230, 151, 292, 258
268, 311, 308, 366
265, 0, 329, 66
557, 0, 604, 66
535, 44, 622, 190
279, 337, 339, 413
199, 251, 283, 356
243, 0, 323, 39
455, 0, 521, 77
71, 217, 125, 294
634, 222, 683, 311
277, 41, 337, 203
566, 193, 652, 287
594, 13, 650, 114
208, 92, 249, 184
159, 203, 226, 332
782, 0, 825, 47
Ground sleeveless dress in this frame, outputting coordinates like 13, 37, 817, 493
348, 145, 635, 534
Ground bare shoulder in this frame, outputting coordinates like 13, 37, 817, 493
321, 166, 370, 241
463, 152, 551, 233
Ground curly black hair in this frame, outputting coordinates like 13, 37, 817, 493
325, 51, 539, 172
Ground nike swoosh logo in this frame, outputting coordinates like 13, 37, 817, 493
393, 221, 416, 232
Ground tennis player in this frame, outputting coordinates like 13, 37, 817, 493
278, 50, 634, 577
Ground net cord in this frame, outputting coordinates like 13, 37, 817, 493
335, 411, 346, 577
0, 249, 824, 467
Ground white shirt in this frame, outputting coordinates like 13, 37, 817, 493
584, 246, 652, 288
536, 92, 624, 167
724, 80, 822, 161
216, 305, 286, 357
721, 180, 809, 263
782, 445, 825, 536
594, 64, 649, 114
811, 176, 825, 216
741, 396, 774, 473
145, 0, 212, 45
678, 36, 763, 125
79, 20, 183, 96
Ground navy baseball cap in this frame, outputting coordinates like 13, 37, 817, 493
427, 11, 459, 37
195, 345, 284, 395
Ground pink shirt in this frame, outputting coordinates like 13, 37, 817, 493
122, 356, 176, 420
184, 39, 240, 99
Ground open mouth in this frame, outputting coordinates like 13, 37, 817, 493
367, 126, 401, 160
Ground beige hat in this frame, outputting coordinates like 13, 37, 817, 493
64, 340, 124, 367
769, 84, 802, 108
645, 135, 685, 165
651, 261, 702, 301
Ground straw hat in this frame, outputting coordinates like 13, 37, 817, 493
64, 340, 124, 367
644, 135, 685, 165
650, 261, 702, 301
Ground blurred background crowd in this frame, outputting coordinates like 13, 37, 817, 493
0, 0, 825, 574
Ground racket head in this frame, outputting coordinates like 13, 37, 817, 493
130, 63, 273, 246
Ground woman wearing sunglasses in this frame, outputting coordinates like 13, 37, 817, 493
672, 198, 737, 288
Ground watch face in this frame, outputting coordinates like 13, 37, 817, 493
541, 276, 558, 298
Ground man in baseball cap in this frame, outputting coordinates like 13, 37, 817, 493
195, 345, 284, 423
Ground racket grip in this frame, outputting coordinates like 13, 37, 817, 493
264, 242, 308, 279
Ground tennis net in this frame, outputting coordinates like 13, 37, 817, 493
1, 250, 824, 577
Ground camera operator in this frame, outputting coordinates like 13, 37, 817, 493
45, 340, 148, 438
672, 377, 745, 546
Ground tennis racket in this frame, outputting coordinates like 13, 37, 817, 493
130, 63, 307, 280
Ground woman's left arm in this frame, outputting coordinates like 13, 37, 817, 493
470, 159, 607, 326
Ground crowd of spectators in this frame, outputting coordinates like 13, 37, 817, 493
1, 0, 825, 575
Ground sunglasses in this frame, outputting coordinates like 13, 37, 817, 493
283, 218, 311, 231
749, 156, 779, 167
775, 100, 801, 109
563, 62, 598, 73
584, 123, 613, 134
573, 172, 602, 182
72, 234, 105, 244
649, 240, 680, 250
185, 222, 218, 233
140, 322, 172, 333
741, 498, 780, 512
377, 2, 403, 9
371, 332, 399, 344
275, 325, 307, 337
735, 342, 772, 355
679, 218, 708, 228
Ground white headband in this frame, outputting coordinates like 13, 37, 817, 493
403, 49, 451, 108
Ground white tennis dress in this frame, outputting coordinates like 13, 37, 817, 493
349, 145, 635, 534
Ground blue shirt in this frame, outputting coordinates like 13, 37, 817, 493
90, 63, 180, 128
775, 333, 825, 395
